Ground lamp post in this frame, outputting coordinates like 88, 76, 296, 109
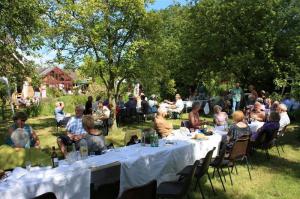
0, 76, 15, 115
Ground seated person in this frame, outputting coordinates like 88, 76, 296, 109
251, 112, 280, 142
154, 108, 173, 138
213, 105, 228, 126
125, 95, 137, 116
7, 112, 40, 148
82, 115, 105, 154
93, 101, 111, 126
250, 102, 266, 122
188, 102, 201, 129
54, 101, 70, 125
57, 105, 87, 157
141, 95, 150, 115
277, 103, 290, 131
148, 95, 158, 113
92, 96, 101, 112
227, 111, 250, 149
164, 94, 184, 113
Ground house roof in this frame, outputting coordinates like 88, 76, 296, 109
39, 66, 73, 81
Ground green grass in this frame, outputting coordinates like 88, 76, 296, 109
0, 113, 299, 199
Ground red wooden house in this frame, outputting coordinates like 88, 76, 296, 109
39, 67, 74, 90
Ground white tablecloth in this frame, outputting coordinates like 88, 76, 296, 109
0, 166, 91, 199
0, 130, 222, 198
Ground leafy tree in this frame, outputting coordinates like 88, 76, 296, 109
0, 0, 46, 119
181, 0, 300, 94
46, 0, 154, 106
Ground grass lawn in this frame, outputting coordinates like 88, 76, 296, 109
0, 114, 299, 199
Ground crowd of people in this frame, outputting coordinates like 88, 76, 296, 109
4, 85, 293, 162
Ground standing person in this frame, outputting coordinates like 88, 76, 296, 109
57, 105, 87, 157
230, 82, 243, 113
84, 96, 93, 115
141, 95, 150, 115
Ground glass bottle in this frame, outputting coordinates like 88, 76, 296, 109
51, 146, 59, 168
79, 139, 88, 159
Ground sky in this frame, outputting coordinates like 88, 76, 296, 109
149, 0, 187, 10
27, 0, 188, 66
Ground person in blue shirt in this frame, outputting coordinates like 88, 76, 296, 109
7, 112, 40, 148
57, 105, 87, 157
230, 83, 243, 113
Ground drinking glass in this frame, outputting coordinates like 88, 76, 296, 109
25, 161, 31, 171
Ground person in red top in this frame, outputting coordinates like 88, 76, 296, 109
188, 102, 202, 129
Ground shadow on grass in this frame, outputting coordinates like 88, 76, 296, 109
188, 175, 254, 199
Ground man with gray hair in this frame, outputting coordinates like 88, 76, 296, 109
277, 103, 290, 131
57, 105, 87, 156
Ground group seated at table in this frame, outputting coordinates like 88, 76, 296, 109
154, 108, 173, 138
6, 112, 40, 148
54, 101, 70, 126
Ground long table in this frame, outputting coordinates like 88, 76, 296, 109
0, 131, 222, 199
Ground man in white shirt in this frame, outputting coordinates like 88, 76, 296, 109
277, 104, 290, 131
164, 94, 184, 113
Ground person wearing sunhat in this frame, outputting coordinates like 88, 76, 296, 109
7, 112, 40, 148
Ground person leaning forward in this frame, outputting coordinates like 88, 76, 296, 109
57, 105, 87, 157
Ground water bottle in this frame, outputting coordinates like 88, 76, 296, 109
141, 132, 145, 146
154, 131, 159, 147
79, 139, 88, 159
150, 132, 155, 147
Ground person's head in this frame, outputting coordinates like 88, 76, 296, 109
56, 101, 64, 108
256, 98, 264, 104
75, 105, 85, 118
277, 104, 288, 113
175, 94, 181, 100
249, 85, 255, 91
13, 112, 28, 128
141, 95, 146, 100
265, 98, 272, 105
254, 102, 262, 110
235, 82, 240, 88
261, 90, 266, 96
272, 101, 279, 109
88, 96, 93, 102
98, 101, 104, 109
213, 105, 222, 114
232, 111, 245, 123
82, 115, 94, 132
268, 112, 280, 122
192, 101, 201, 112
